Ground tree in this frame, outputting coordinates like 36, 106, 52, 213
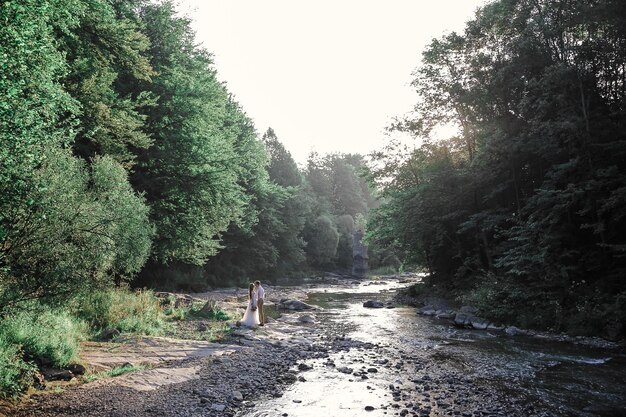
132, 2, 248, 267
368, 0, 626, 335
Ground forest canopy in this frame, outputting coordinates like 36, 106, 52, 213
367, 0, 626, 338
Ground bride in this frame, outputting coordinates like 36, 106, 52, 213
240, 283, 260, 328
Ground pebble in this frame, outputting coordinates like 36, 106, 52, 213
210, 404, 226, 412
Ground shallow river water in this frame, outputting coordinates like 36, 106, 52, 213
243, 279, 626, 417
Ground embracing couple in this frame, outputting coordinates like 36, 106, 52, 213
241, 280, 265, 328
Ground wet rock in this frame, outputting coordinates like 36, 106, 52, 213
436, 311, 455, 319
279, 299, 316, 311
337, 367, 353, 374
418, 306, 437, 316
505, 326, 527, 336
232, 391, 243, 401
454, 312, 473, 327
470, 317, 490, 330
363, 300, 385, 308
298, 315, 316, 323
297, 363, 312, 371
365, 406, 375, 411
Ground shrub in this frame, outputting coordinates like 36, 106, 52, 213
0, 337, 34, 398
73, 287, 165, 336
0, 308, 87, 367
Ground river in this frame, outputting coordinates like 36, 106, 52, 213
242, 277, 626, 417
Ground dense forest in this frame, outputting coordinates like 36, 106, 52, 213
0, 0, 382, 396
367, 0, 626, 338
1, 0, 625, 400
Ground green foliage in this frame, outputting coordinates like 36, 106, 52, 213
85, 363, 147, 383
0, 337, 34, 398
60, 0, 154, 166
132, 2, 247, 266
73, 287, 165, 335
303, 215, 340, 268
0, 308, 87, 367
368, 0, 626, 336
0, 150, 152, 313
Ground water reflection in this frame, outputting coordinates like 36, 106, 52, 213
241, 280, 626, 417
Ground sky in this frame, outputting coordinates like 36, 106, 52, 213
177, 0, 487, 164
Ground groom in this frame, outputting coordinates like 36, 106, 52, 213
254, 280, 265, 326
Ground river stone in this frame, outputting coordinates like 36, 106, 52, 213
210, 404, 226, 412
470, 317, 489, 330
454, 312, 473, 327
298, 315, 316, 323
279, 299, 316, 311
505, 326, 527, 336
363, 300, 385, 308
418, 306, 436, 316
337, 367, 353, 374
42, 368, 74, 381
297, 363, 312, 371
436, 311, 455, 319
232, 391, 243, 401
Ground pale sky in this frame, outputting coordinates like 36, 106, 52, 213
177, 0, 487, 164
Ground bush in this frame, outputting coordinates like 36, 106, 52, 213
73, 287, 165, 336
0, 337, 34, 398
0, 308, 87, 367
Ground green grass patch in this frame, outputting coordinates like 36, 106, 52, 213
73, 287, 166, 336
0, 308, 87, 367
0, 307, 86, 398
164, 299, 231, 322
84, 363, 146, 383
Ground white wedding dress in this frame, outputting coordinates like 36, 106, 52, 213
241, 291, 260, 328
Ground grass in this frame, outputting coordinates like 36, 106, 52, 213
84, 363, 147, 383
0, 307, 86, 398
164, 299, 230, 322
0, 288, 238, 398
73, 287, 166, 336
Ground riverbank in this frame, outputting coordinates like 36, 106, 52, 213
9, 274, 626, 417
7, 275, 370, 417
395, 282, 625, 347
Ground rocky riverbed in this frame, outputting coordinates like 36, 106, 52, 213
10, 274, 626, 417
